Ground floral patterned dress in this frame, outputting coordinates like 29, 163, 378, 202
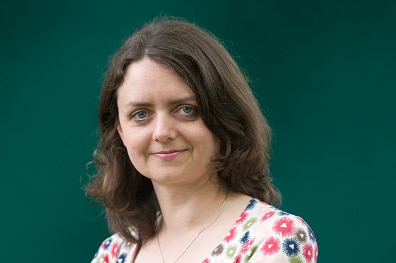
91, 199, 318, 263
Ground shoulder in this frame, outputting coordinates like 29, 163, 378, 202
218, 198, 318, 262
91, 233, 137, 263
246, 199, 319, 262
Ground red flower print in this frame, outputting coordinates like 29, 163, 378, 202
261, 211, 275, 221
233, 255, 241, 263
241, 239, 254, 254
303, 243, 313, 262
225, 227, 236, 243
236, 211, 248, 224
261, 236, 280, 255
103, 254, 110, 263
273, 217, 295, 237
110, 242, 120, 258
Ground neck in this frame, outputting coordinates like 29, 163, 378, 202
154, 179, 228, 235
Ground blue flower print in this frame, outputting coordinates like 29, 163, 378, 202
282, 238, 300, 257
240, 231, 250, 244
278, 211, 289, 216
308, 226, 316, 242
104, 238, 113, 250
246, 199, 257, 210
117, 253, 127, 263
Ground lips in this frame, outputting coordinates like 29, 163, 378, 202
152, 149, 186, 160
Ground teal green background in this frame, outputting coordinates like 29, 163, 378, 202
1, 0, 395, 262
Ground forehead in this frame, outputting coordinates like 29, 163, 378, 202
117, 58, 195, 105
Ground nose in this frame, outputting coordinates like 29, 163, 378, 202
152, 113, 177, 142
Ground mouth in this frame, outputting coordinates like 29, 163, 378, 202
152, 149, 187, 160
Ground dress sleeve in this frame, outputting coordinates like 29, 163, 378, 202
249, 214, 318, 263
90, 234, 129, 263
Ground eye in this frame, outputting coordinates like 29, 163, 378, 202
180, 106, 195, 115
173, 105, 198, 121
131, 110, 149, 122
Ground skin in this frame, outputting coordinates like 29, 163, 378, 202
117, 57, 219, 188
116, 57, 251, 263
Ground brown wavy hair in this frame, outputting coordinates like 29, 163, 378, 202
86, 17, 281, 243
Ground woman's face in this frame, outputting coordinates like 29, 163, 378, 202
117, 58, 219, 187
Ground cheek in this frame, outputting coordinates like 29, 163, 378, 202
121, 126, 150, 149
200, 132, 220, 160
128, 131, 153, 159
125, 143, 147, 173
124, 138, 146, 157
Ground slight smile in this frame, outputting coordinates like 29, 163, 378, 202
152, 149, 187, 161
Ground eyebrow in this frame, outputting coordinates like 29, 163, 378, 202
124, 95, 197, 109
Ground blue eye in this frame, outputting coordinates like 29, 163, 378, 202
173, 105, 198, 121
181, 106, 195, 115
132, 111, 148, 121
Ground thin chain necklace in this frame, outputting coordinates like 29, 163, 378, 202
156, 192, 228, 263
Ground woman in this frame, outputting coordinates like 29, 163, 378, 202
87, 17, 318, 263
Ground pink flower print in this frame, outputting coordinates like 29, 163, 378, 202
303, 243, 313, 262
314, 245, 319, 261
110, 242, 120, 258
233, 255, 241, 263
103, 254, 110, 263
236, 211, 248, 224
225, 227, 236, 243
273, 217, 295, 237
241, 239, 254, 254
202, 258, 210, 263
261, 236, 280, 255
261, 211, 275, 221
